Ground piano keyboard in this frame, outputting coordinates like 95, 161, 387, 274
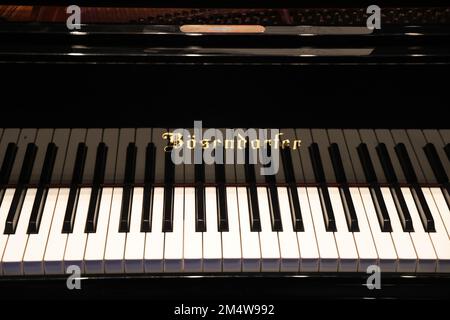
0, 128, 449, 276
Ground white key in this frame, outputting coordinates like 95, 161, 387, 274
430, 188, 450, 239
10, 129, 37, 184
164, 187, 184, 272
104, 188, 125, 273
82, 129, 103, 184
328, 187, 358, 272
2, 189, 37, 275
144, 187, 165, 272
236, 187, 260, 272
306, 187, 339, 272
277, 187, 300, 272
23, 188, 59, 275
222, 187, 242, 272
63, 188, 91, 272
297, 188, 319, 272
349, 188, 379, 271
183, 187, 202, 272
135, 129, 152, 184
44, 188, 70, 274
203, 187, 222, 272
84, 187, 113, 274
124, 188, 145, 273
257, 187, 281, 272
0, 189, 14, 275
423, 188, 450, 272
30, 129, 54, 184
60, 129, 86, 184
401, 187, 437, 272
380, 188, 417, 272
358, 188, 398, 272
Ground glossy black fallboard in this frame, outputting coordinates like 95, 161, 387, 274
1, 62, 449, 128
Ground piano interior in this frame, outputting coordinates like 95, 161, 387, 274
0, 0, 450, 304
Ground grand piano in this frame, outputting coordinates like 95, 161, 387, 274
0, 0, 450, 301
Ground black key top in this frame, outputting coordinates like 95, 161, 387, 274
62, 143, 87, 233
329, 143, 359, 232
195, 158, 206, 232
280, 147, 304, 231
85, 143, 108, 233
28, 143, 58, 234
423, 143, 449, 184
358, 143, 392, 232
141, 143, 156, 232
245, 144, 261, 232
215, 162, 228, 232
162, 150, 175, 232
0, 143, 17, 207
119, 143, 137, 233
376, 143, 413, 231
309, 143, 336, 232
4, 143, 38, 234
395, 143, 435, 232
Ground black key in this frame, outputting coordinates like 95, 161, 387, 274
266, 184, 283, 231
85, 143, 108, 233
376, 143, 399, 183
119, 143, 137, 233
4, 143, 37, 234
445, 144, 450, 162
358, 143, 392, 232
245, 144, 261, 232
329, 143, 359, 232
423, 143, 448, 184
62, 143, 87, 233
141, 143, 156, 232
28, 143, 58, 234
280, 147, 303, 231
0, 143, 17, 207
309, 143, 336, 232
423, 143, 450, 211
0, 143, 18, 185
395, 143, 418, 183
395, 143, 435, 232
263, 145, 282, 232
376, 143, 413, 231
215, 162, 228, 231
162, 150, 175, 232
195, 158, 206, 232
